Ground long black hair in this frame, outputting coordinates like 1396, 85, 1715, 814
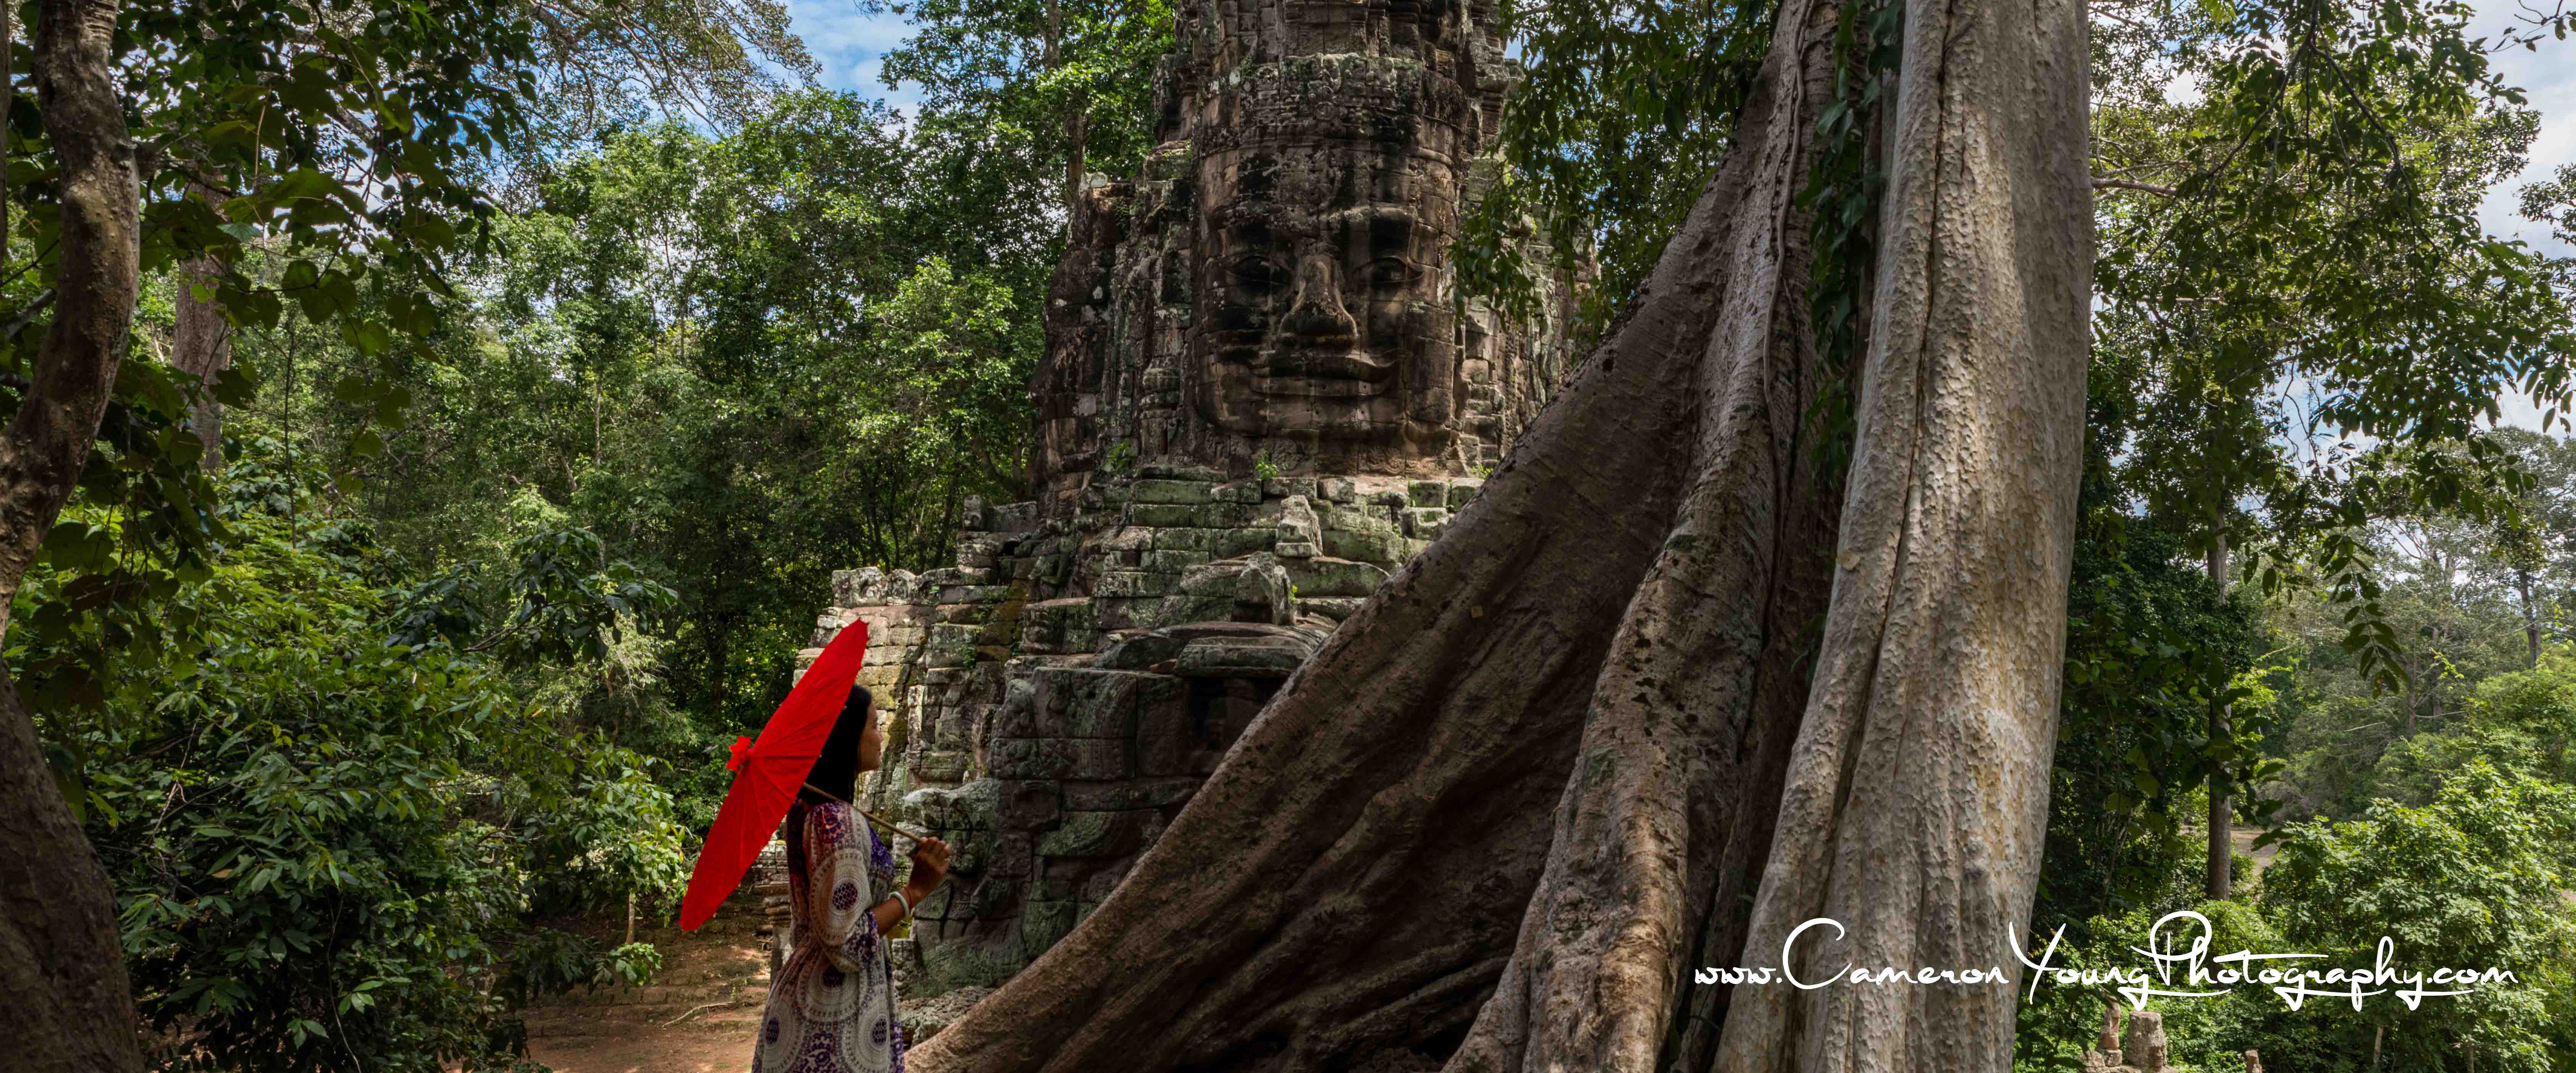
798, 684, 874, 805
789, 684, 877, 881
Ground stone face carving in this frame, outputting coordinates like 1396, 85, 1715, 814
1187, 63, 1468, 460
1029, 0, 1575, 512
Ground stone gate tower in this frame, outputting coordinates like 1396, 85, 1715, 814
793, 0, 1578, 1006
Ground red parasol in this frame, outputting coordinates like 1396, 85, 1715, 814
678, 619, 871, 931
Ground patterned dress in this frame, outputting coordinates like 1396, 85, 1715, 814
752, 800, 905, 1073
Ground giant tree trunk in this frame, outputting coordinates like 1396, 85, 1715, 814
0, 0, 151, 1069
1444, 0, 1848, 1065
1681, 0, 2092, 1063
909, 0, 2089, 1064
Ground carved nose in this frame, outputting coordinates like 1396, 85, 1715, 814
1281, 254, 1358, 343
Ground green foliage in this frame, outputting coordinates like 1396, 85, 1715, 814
2017, 900, 2310, 1073
496, 933, 664, 1010
2019, 769, 2576, 1071
2260, 763, 2576, 1070
2043, 471, 2272, 938
862, 0, 1173, 215
486, 528, 677, 666
2095, 0, 2565, 445
2087, 0, 2576, 694
515, 0, 822, 144
20, 480, 686, 1071
238, 91, 1047, 765
2, 0, 553, 518
2262, 430, 2576, 821
2344, 650, 2576, 813
1454, 0, 1770, 331
2521, 161, 2576, 294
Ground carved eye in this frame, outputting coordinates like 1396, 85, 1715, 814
1365, 257, 1420, 291
1227, 257, 1290, 293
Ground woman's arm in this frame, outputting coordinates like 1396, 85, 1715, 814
868, 835, 951, 934
867, 878, 935, 934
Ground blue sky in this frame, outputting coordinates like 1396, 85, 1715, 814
783, 0, 923, 110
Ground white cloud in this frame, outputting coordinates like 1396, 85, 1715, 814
2473, 0, 2576, 259
2165, 68, 2205, 106
784, 0, 927, 113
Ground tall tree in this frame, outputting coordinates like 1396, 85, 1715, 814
170, 185, 234, 474
303, 96, 1048, 738
0, 0, 573, 1060
0, 0, 149, 1065
908, 0, 2094, 1068
2083, 0, 2574, 901
863, 0, 1170, 217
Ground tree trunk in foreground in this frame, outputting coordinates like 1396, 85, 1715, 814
909, 0, 2089, 1064
0, 0, 150, 1069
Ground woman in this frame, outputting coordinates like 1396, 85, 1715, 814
753, 683, 951, 1073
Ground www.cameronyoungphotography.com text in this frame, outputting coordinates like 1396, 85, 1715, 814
1693, 911, 2515, 1012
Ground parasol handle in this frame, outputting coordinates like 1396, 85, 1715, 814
801, 782, 933, 842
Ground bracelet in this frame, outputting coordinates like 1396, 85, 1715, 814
890, 889, 914, 920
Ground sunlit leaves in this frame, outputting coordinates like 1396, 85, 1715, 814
2086, 0, 2576, 699
867, 0, 1171, 220
1, 0, 556, 724
1454, 0, 1772, 332
2045, 468, 2274, 931
2260, 762, 2576, 1065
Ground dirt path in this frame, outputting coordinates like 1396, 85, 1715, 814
513, 892, 991, 1071
516, 905, 771, 1073
2230, 826, 2280, 878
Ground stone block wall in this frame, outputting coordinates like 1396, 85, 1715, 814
788, 467, 1481, 994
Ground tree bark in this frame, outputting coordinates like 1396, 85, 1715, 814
2517, 568, 2540, 668
173, 256, 233, 471
1443, 0, 1848, 1066
171, 185, 233, 473
4, 0, 13, 277
2206, 520, 2231, 900
1043, 0, 1084, 216
1705, 0, 2092, 1063
0, 0, 150, 1069
909, 0, 2090, 1062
